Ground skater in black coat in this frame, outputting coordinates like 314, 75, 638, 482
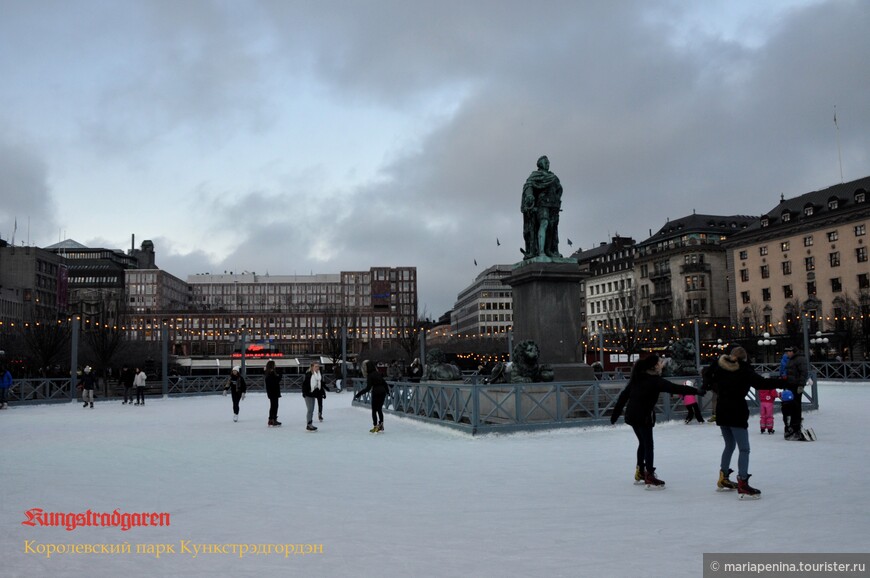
302, 361, 324, 431
223, 366, 247, 423
783, 348, 809, 440
706, 346, 781, 498
264, 360, 281, 427
610, 354, 699, 488
354, 359, 390, 432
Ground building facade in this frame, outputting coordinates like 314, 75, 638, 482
0, 243, 67, 323
725, 176, 869, 357
574, 236, 637, 335
44, 239, 142, 324
634, 214, 755, 343
126, 267, 418, 357
451, 265, 514, 336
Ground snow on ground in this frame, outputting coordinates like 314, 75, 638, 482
1, 382, 868, 577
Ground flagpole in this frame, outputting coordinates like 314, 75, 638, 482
834, 105, 843, 183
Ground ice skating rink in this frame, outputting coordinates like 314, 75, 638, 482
2, 382, 867, 577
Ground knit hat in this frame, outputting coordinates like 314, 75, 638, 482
232, 366, 240, 373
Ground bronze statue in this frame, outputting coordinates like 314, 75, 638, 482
521, 155, 563, 259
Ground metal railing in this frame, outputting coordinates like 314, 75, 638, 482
5, 374, 334, 404
351, 374, 820, 435
752, 362, 870, 381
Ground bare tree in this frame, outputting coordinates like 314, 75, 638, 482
781, 299, 803, 340
831, 292, 867, 361
604, 285, 645, 355
18, 319, 71, 371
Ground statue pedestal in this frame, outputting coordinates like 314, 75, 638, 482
504, 260, 591, 379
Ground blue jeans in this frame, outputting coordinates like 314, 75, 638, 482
720, 426, 751, 479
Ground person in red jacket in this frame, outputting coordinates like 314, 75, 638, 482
757, 386, 780, 434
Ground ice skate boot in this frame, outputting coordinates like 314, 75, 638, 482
634, 466, 645, 485
369, 425, 379, 433
737, 475, 761, 500
306, 424, 317, 432
717, 468, 738, 492
644, 468, 665, 490
376, 423, 384, 433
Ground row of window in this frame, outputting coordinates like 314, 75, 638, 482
589, 297, 634, 314
760, 191, 867, 228
740, 225, 867, 259
478, 302, 512, 310
741, 247, 868, 281
479, 313, 512, 322
589, 278, 633, 295
741, 273, 870, 303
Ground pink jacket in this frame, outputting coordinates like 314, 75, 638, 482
681, 394, 697, 406
757, 389, 780, 403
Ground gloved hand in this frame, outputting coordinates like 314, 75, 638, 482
797, 386, 804, 395
697, 388, 706, 397
222, 388, 227, 397
610, 415, 618, 425
241, 392, 246, 401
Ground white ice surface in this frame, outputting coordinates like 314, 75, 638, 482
1, 382, 867, 577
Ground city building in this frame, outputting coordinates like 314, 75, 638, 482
129, 267, 418, 357
725, 176, 869, 358
451, 265, 514, 336
573, 236, 636, 335
0, 241, 67, 323
44, 239, 142, 324
634, 213, 755, 343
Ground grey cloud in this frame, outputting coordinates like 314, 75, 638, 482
0, 136, 57, 244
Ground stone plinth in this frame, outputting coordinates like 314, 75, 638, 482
504, 260, 590, 368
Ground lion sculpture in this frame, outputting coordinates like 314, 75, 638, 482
509, 340, 554, 383
421, 348, 462, 381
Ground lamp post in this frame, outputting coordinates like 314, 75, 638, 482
810, 331, 829, 361
756, 332, 777, 364
590, 332, 604, 366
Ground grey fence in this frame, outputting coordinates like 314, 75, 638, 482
5, 374, 336, 404
352, 374, 820, 435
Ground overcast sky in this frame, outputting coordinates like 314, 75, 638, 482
1, 0, 868, 317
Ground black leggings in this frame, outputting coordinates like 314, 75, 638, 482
317, 396, 323, 417
686, 403, 703, 422
268, 397, 279, 421
631, 425, 655, 471
231, 391, 242, 415
371, 391, 386, 426
136, 387, 145, 404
